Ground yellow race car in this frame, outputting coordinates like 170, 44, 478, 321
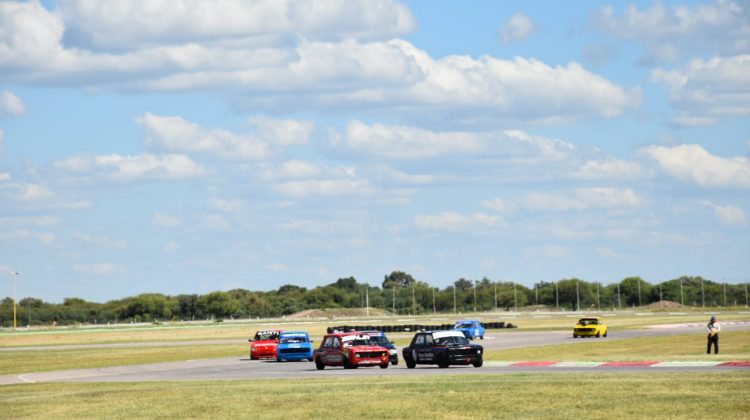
573, 317, 608, 338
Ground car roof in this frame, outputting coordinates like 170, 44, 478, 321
279, 331, 308, 336
423, 330, 466, 339
456, 320, 479, 323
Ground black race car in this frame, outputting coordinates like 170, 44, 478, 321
402, 330, 483, 368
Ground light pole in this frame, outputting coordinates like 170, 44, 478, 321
555, 282, 559, 311
453, 285, 457, 314
9, 272, 20, 330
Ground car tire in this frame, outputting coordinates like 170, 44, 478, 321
405, 356, 416, 369
307, 357, 314, 362
315, 357, 325, 370
603, 330, 608, 337
480, 336, 484, 340
437, 354, 450, 368
573, 334, 577, 338
473, 358, 483, 368
343, 357, 353, 369
380, 363, 389, 369
277, 355, 282, 362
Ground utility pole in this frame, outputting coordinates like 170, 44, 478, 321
10, 272, 19, 330
392, 286, 395, 315
723, 283, 727, 306
576, 280, 580, 312
494, 283, 497, 311
513, 282, 517, 312
596, 282, 600, 310
365, 287, 369, 317
535, 285, 538, 306
659, 283, 662, 302
637, 279, 641, 307
453, 285, 457, 314
432, 288, 436, 314
617, 283, 621, 310
412, 283, 416, 314
680, 278, 684, 306
555, 282, 559, 311
701, 277, 705, 308
473, 281, 477, 312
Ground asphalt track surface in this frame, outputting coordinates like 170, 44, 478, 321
2, 323, 749, 384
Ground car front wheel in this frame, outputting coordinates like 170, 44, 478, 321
473, 358, 483, 368
315, 357, 325, 370
437, 354, 450, 368
405, 355, 416, 369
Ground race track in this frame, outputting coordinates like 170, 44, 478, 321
2, 323, 749, 384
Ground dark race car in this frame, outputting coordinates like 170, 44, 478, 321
361, 330, 399, 365
403, 330, 483, 368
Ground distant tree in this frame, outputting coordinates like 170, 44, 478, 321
382, 271, 416, 289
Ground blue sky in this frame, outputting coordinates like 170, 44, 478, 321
1, 0, 748, 302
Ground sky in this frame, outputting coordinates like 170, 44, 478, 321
1, 0, 749, 303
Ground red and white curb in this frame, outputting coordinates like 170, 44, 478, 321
484, 361, 750, 368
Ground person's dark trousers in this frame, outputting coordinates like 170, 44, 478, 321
707, 334, 719, 354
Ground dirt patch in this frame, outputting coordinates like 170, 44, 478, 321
287, 308, 393, 319
642, 300, 686, 310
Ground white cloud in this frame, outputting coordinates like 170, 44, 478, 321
244, 116, 314, 147
162, 241, 181, 254
652, 55, 750, 123
498, 13, 535, 44
481, 198, 517, 213
525, 187, 646, 211
0, 2, 640, 124
572, 157, 646, 180
0, 91, 26, 117
152, 213, 181, 228
264, 160, 323, 180
327, 121, 575, 161
414, 211, 502, 232
74, 233, 126, 249
73, 262, 117, 276
204, 213, 231, 229
57, 0, 416, 50
594, 1, 750, 63
641, 144, 750, 188
54, 153, 206, 182
701, 201, 748, 226
0, 229, 55, 245
275, 179, 373, 198
138, 113, 271, 160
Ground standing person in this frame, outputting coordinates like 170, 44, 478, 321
706, 316, 720, 354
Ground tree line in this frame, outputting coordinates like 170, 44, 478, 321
1, 273, 748, 327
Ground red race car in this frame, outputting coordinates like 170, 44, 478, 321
249, 329, 282, 360
313, 332, 390, 370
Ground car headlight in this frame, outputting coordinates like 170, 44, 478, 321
389, 349, 397, 355
355, 353, 360, 358
477, 349, 482, 354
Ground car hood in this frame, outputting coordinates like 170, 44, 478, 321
346, 345, 388, 352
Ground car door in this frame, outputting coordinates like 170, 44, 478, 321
419, 334, 435, 362
409, 334, 425, 362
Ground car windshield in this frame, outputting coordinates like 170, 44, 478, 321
436, 335, 470, 345
347, 339, 372, 346
254, 331, 279, 341
579, 319, 598, 325
455, 322, 473, 329
280, 336, 307, 344
369, 336, 390, 345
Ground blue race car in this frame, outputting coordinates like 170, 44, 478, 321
453, 320, 485, 340
276, 331, 314, 362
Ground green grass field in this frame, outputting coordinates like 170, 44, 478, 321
484, 330, 750, 362
2, 310, 749, 418
2, 373, 749, 419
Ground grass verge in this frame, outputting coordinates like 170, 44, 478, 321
0, 345, 245, 375
483, 330, 750, 362
2, 373, 749, 419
